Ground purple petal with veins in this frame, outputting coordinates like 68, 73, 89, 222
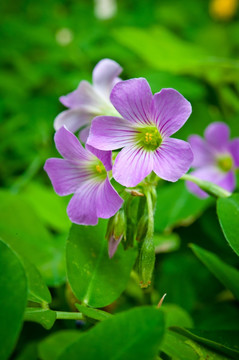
87, 77, 193, 187
54, 59, 123, 141
44, 127, 122, 225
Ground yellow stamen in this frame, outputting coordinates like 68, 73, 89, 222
96, 165, 102, 173
137, 125, 162, 150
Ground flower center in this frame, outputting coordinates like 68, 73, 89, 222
91, 160, 107, 180
217, 155, 233, 172
136, 126, 162, 151
95, 164, 103, 173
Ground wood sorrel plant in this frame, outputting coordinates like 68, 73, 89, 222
2, 58, 239, 360
44, 59, 238, 289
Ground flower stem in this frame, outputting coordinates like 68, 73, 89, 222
145, 187, 155, 240
181, 174, 231, 198
56, 311, 83, 320
139, 186, 156, 288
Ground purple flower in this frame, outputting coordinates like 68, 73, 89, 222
54, 59, 122, 142
187, 122, 239, 198
44, 127, 123, 225
87, 78, 193, 187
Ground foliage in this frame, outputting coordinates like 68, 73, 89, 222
1, 0, 239, 359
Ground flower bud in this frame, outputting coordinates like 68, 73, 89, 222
138, 236, 155, 288
136, 215, 148, 242
106, 210, 126, 258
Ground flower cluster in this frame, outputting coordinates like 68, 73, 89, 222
187, 122, 239, 198
45, 58, 238, 228
44, 59, 194, 226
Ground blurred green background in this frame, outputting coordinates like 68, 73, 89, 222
1, 0, 239, 187
1, 1, 239, 358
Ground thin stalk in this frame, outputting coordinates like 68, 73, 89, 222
139, 187, 156, 288
181, 174, 231, 198
145, 187, 154, 240
56, 311, 83, 320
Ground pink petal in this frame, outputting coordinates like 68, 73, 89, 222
67, 180, 100, 225
54, 108, 94, 133
218, 170, 235, 192
54, 126, 92, 161
60, 80, 104, 109
108, 235, 123, 258
92, 59, 123, 96
87, 116, 136, 150
229, 138, 239, 167
110, 78, 153, 125
189, 135, 214, 167
205, 122, 230, 152
86, 144, 112, 171
186, 167, 235, 198
79, 126, 90, 143
96, 177, 123, 219
67, 177, 123, 226
153, 138, 193, 182
113, 146, 154, 187
151, 89, 192, 137
44, 158, 87, 196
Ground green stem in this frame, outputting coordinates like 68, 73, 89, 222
145, 187, 154, 240
56, 311, 83, 320
181, 174, 231, 198
139, 187, 156, 288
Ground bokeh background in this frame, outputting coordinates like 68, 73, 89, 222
1, 0, 239, 358
1, 0, 239, 187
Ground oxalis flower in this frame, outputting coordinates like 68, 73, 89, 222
87, 78, 193, 187
44, 126, 123, 225
187, 122, 239, 198
54, 59, 122, 142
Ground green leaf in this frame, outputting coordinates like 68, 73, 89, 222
0, 240, 28, 360
21, 257, 51, 304
161, 331, 230, 360
161, 304, 193, 328
190, 244, 239, 300
58, 307, 165, 360
75, 304, 112, 321
171, 327, 239, 360
24, 308, 56, 330
38, 331, 81, 360
22, 182, 70, 233
114, 26, 209, 75
155, 181, 210, 233
161, 332, 199, 360
15, 342, 38, 360
0, 190, 65, 286
113, 26, 239, 83
66, 220, 137, 307
159, 305, 195, 359
217, 194, 239, 256
0, 237, 51, 303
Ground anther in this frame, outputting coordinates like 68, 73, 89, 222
96, 165, 102, 173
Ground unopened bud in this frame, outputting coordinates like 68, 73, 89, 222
139, 237, 155, 288
136, 215, 148, 242
106, 210, 126, 258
